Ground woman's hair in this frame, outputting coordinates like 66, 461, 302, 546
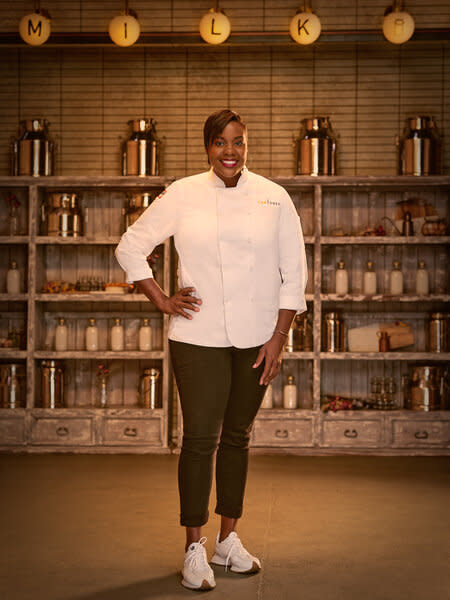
203, 109, 247, 151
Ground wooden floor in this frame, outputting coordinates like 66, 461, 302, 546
1, 453, 449, 600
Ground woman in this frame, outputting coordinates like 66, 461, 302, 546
115, 109, 308, 591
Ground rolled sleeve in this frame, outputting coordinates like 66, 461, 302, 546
278, 189, 308, 314
115, 183, 180, 283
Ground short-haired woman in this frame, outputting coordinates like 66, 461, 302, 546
115, 109, 308, 591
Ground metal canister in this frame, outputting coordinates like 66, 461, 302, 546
406, 365, 441, 411
44, 192, 84, 237
398, 116, 442, 176
0, 364, 26, 408
123, 192, 156, 230
426, 312, 448, 352
323, 312, 344, 352
286, 314, 312, 352
295, 116, 337, 176
139, 368, 161, 409
122, 118, 161, 176
40, 360, 65, 408
11, 118, 55, 176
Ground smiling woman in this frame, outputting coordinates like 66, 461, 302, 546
115, 108, 308, 591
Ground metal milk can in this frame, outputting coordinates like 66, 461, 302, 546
295, 117, 337, 176
122, 118, 161, 176
398, 116, 442, 176
11, 118, 55, 176
42, 192, 84, 237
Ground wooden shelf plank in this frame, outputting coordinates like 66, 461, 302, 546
0, 176, 174, 188
282, 352, 315, 359
35, 293, 151, 302
321, 236, 450, 245
0, 294, 28, 302
36, 236, 121, 245
0, 350, 27, 359
0, 236, 29, 244
321, 293, 450, 302
34, 351, 165, 360
320, 352, 450, 360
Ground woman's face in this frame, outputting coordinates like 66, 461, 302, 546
207, 121, 247, 187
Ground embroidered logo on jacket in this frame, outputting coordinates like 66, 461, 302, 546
257, 199, 280, 206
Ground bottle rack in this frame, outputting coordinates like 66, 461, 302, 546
0, 175, 449, 454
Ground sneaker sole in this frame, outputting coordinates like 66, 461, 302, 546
181, 577, 215, 591
210, 555, 261, 574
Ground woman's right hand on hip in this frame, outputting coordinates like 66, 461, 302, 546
162, 287, 202, 319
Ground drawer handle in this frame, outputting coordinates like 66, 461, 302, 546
124, 427, 137, 437
414, 430, 429, 440
275, 429, 289, 439
56, 426, 69, 437
344, 429, 358, 439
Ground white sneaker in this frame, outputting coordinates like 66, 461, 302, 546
181, 536, 216, 590
211, 531, 261, 574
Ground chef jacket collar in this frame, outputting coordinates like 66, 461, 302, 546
207, 165, 249, 189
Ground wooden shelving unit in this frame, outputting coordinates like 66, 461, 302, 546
0, 176, 175, 453
251, 176, 450, 454
0, 175, 449, 454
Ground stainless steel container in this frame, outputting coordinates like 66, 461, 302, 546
123, 192, 156, 230
139, 368, 160, 409
295, 117, 337, 176
0, 363, 26, 408
122, 118, 161, 176
323, 312, 344, 352
286, 314, 313, 352
11, 119, 55, 176
426, 312, 448, 352
404, 365, 443, 411
398, 116, 442, 176
42, 192, 84, 237
40, 360, 65, 408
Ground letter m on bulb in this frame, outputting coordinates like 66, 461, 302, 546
28, 19, 42, 37
297, 18, 310, 36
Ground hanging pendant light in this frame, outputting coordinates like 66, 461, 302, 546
109, 0, 141, 47
199, 2, 231, 45
19, 1, 51, 46
383, 1, 415, 44
289, 2, 322, 45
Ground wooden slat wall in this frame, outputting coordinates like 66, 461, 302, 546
0, 1, 449, 177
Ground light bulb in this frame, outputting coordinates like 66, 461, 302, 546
383, 8, 415, 44
289, 9, 321, 45
199, 8, 231, 45
109, 13, 140, 47
19, 11, 51, 46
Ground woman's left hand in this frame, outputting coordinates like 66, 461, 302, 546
252, 334, 286, 385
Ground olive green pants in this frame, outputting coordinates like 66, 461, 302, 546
169, 340, 266, 527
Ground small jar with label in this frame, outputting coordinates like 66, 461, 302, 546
138, 318, 152, 351
6, 260, 21, 294
85, 318, 99, 351
55, 317, 68, 351
110, 318, 124, 351
363, 260, 377, 295
335, 260, 349, 295
416, 260, 429, 295
389, 261, 403, 295
283, 375, 297, 409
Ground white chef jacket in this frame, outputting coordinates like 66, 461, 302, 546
115, 167, 308, 348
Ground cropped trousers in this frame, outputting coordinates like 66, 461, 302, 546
169, 340, 266, 527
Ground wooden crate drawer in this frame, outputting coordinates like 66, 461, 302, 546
0, 417, 26, 445
322, 419, 382, 447
30, 417, 94, 445
103, 418, 162, 445
391, 420, 449, 447
252, 418, 314, 447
